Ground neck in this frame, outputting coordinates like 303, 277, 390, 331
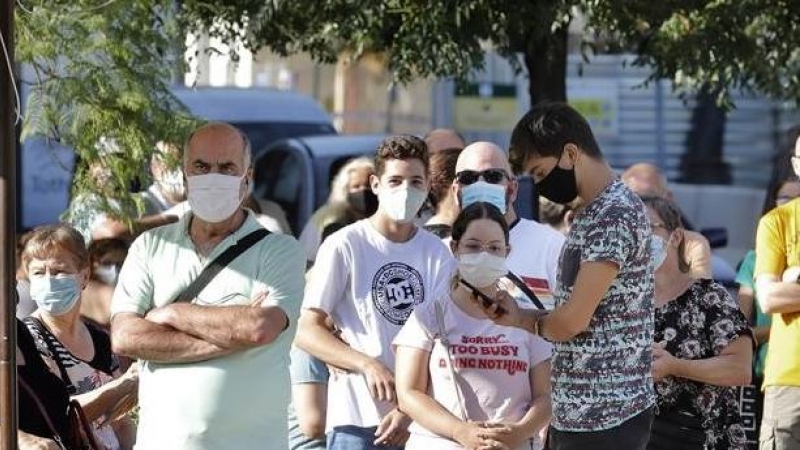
38, 308, 81, 336
370, 213, 417, 243
505, 207, 518, 226
428, 198, 460, 226
191, 209, 246, 242
453, 282, 497, 317
654, 263, 693, 306
578, 160, 616, 204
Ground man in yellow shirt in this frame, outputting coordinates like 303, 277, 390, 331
754, 130, 800, 450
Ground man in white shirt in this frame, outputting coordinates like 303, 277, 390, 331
110, 122, 306, 450
296, 135, 456, 450
453, 142, 565, 309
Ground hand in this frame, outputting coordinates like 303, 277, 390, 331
494, 422, 533, 449
360, 358, 396, 402
373, 408, 411, 446
453, 421, 512, 450
782, 266, 800, 283
250, 290, 270, 307
18, 431, 61, 450
481, 290, 521, 326
145, 305, 177, 327
652, 341, 676, 382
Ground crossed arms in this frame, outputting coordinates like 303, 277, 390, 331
111, 293, 289, 363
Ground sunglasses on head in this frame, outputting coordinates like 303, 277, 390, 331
455, 168, 508, 185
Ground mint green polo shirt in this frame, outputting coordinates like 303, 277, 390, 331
112, 211, 305, 450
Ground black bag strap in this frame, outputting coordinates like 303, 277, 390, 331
174, 228, 271, 303
505, 271, 546, 310
18, 376, 69, 450
26, 317, 73, 389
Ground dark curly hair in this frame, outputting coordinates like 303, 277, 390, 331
374, 135, 429, 177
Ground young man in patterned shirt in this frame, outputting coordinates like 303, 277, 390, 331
499, 102, 656, 450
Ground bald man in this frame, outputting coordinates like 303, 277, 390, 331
111, 122, 306, 450
621, 163, 713, 279
452, 141, 565, 309
424, 128, 466, 153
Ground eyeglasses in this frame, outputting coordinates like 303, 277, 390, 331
455, 168, 509, 186
458, 240, 507, 256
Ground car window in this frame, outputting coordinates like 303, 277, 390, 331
235, 122, 335, 156
254, 149, 304, 233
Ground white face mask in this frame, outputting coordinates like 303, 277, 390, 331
378, 185, 428, 223
457, 252, 508, 288
651, 234, 668, 271
158, 170, 185, 200
94, 264, 120, 286
187, 173, 246, 223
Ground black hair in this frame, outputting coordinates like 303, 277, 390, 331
509, 102, 602, 174
451, 202, 509, 245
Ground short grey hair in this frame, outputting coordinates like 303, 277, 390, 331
183, 122, 252, 170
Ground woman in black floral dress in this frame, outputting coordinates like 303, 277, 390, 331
642, 196, 754, 450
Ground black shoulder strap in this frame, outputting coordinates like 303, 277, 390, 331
505, 271, 546, 310
174, 228, 271, 303
25, 317, 73, 389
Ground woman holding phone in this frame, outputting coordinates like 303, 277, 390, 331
394, 202, 552, 450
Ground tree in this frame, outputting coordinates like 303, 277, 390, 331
16, 0, 199, 220
182, 0, 800, 108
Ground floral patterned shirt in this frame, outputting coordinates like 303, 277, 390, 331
654, 279, 752, 450
551, 179, 655, 431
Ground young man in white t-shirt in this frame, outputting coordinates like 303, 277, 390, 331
452, 142, 565, 309
296, 135, 456, 450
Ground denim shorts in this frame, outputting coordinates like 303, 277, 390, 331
327, 425, 404, 450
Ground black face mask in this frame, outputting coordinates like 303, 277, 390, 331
536, 151, 578, 204
347, 189, 379, 216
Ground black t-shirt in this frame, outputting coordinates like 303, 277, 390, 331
17, 319, 71, 440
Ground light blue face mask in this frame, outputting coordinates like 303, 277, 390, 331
650, 235, 668, 271
461, 181, 507, 213
29, 274, 81, 316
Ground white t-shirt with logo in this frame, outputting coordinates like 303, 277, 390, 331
303, 219, 456, 431
505, 218, 565, 310
394, 298, 552, 450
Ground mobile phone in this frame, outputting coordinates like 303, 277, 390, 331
460, 279, 506, 315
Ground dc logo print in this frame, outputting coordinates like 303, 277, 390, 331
371, 262, 425, 325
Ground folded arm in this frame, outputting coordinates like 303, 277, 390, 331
756, 274, 800, 314
667, 336, 753, 386
145, 293, 288, 350
111, 312, 233, 363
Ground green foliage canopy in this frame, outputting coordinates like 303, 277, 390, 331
16, 0, 199, 220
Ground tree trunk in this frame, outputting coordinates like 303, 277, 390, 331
679, 86, 731, 184
524, 25, 569, 107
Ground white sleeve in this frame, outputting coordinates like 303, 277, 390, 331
257, 235, 306, 322
302, 233, 348, 315
393, 301, 436, 352
528, 335, 553, 368
547, 234, 565, 292
111, 234, 154, 317
298, 220, 321, 263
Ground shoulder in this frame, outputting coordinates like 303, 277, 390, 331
693, 279, 735, 307
512, 218, 566, 246
760, 200, 795, 228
